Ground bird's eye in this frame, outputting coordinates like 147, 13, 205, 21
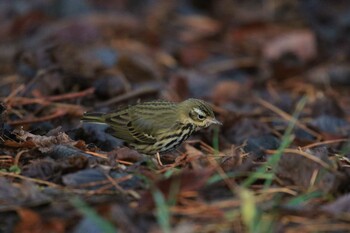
197, 114, 205, 120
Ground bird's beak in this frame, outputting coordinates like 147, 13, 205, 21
208, 118, 222, 125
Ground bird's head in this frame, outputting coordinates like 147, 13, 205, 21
178, 99, 222, 128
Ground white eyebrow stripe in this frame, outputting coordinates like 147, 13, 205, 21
194, 108, 206, 116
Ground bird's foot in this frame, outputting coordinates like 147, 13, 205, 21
155, 152, 164, 167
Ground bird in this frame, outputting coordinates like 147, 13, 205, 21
82, 98, 221, 155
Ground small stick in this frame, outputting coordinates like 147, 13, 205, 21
302, 138, 349, 149
98, 86, 159, 108
255, 97, 321, 139
8, 109, 67, 126
46, 87, 95, 102
2, 88, 95, 107
0, 170, 62, 188
84, 151, 134, 165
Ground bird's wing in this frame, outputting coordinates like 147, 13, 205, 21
127, 104, 178, 143
103, 110, 137, 142
102, 101, 178, 144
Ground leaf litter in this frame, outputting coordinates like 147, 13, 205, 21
1, 1, 350, 233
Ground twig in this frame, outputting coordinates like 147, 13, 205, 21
14, 149, 29, 166
1, 97, 48, 106
302, 138, 349, 149
2, 88, 95, 107
156, 152, 188, 173
206, 156, 237, 193
98, 86, 159, 108
20, 67, 61, 97
0, 171, 62, 188
3, 84, 25, 104
0, 170, 120, 196
266, 148, 342, 176
8, 109, 67, 126
103, 173, 140, 199
255, 97, 321, 139
0, 75, 19, 88
45, 87, 95, 102
0, 155, 13, 167
84, 151, 134, 165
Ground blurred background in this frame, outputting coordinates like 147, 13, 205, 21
1, 0, 349, 127
2, 1, 350, 232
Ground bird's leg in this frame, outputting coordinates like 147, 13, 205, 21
156, 152, 163, 166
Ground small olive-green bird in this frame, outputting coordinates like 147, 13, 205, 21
82, 98, 221, 155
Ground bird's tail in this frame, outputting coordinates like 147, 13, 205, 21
81, 112, 106, 124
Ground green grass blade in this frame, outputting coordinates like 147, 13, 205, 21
70, 196, 117, 233
242, 96, 308, 188
152, 189, 171, 233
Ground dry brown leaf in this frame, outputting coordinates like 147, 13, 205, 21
15, 129, 75, 153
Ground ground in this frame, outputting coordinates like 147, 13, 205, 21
1, 1, 350, 233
